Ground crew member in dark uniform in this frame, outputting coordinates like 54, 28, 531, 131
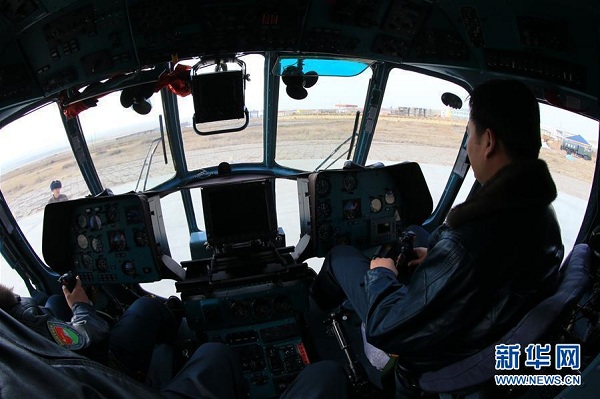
0, 279, 349, 398
311, 79, 564, 396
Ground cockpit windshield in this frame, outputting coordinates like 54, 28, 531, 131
275, 60, 372, 170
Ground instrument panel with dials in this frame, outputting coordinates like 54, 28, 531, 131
298, 162, 433, 257
42, 193, 170, 285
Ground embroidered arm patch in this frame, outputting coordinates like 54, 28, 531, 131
47, 321, 86, 350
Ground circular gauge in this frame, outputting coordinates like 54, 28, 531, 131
370, 198, 383, 213
342, 174, 357, 192
96, 257, 108, 272
273, 295, 293, 314
343, 199, 361, 220
318, 223, 333, 240
77, 234, 89, 250
252, 298, 272, 319
315, 177, 331, 196
384, 190, 395, 205
91, 237, 103, 253
109, 231, 127, 251
88, 215, 102, 230
316, 201, 331, 219
134, 230, 149, 246
230, 302, 250, 319
107, 206, 119, 223
77, 214, 87, 228
82, 254, 93, 269
121, 261, 136, 276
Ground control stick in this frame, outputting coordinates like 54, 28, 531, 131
372, 231, 417, 278
58, 271, 77, 292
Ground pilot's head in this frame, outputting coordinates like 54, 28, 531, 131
50, 180, 62, 197
0, 284, 19, 311
466, 79, 541, 184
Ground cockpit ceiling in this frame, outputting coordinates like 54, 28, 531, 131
0, 0, 599, 122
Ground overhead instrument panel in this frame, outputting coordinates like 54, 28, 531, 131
298, 162, 433, 258
17, 1, 136, 95
42, 193, 171, 285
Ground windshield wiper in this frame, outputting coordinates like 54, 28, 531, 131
135, 115, 168, 192
314, 111, 361, 171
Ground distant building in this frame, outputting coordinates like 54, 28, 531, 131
561, 134, 593, 160
334, 104, 359, 113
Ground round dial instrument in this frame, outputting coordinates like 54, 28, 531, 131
81, 254, 93, 269
134, 230, 149, 246
252, 298, 272, 319
273, 295, 293, 314
77, 234, 89, 250
318, 223, 333, 240
315, 177, 331, 196
370, 198, 383, 213
316, 201, 332, 218
342, 174, 357, 192
230, 302, 250, 319
121, 261, 136, 276
110, 231, 127, 251
88, 215, 102, 230
106, 206, 119, 223
96, 257, 108, 272
77, 214, 88, 228
91, 237, 103, 252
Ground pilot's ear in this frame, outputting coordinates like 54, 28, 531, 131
483, 128, 499, 158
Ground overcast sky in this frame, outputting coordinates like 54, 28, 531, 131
1, 56, 598, 171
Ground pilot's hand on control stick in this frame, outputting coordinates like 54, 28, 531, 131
63, 276, 91, 309
407, 247, 428, 269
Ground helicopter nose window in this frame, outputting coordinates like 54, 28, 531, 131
77, 91, 176, 194
275, 59, 372, 171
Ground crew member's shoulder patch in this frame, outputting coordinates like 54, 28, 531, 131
47, 321, 85, 350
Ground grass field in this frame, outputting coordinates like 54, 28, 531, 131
1, 114, 594, 220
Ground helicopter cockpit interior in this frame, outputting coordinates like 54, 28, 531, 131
1, 0, 600, 398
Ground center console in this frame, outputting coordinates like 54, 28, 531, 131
177, 178, 315, 398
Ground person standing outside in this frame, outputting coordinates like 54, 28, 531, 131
48, 180, 68, 204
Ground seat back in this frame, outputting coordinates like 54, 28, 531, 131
418, 243, 593, 395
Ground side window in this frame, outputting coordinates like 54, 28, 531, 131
449, 103, 596, 252
0, 103, 87, 296
538, 104, 596, 250
369, 69, 470, 210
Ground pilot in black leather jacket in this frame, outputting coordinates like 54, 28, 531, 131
6, 296, 109, 354
0, 281, 182, 380
312, 80, 565, 376
364, 158, 563, 371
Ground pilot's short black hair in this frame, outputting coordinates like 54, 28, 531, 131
0, 284, 19, 311
469, 79, 541, 160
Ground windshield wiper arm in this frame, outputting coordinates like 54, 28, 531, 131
314, 111, 361, 171
135, 115, 168, 192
